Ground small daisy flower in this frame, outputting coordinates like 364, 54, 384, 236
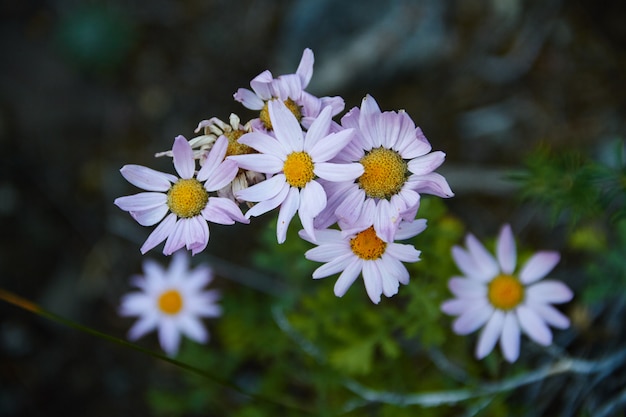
119, 251, 222, 356
229, 100, 363, 244
114, 135, 249, 255
300, 219, 426, 304
234, 48, 344, 130
441, 224, 574, 363
319, 94, 453, 243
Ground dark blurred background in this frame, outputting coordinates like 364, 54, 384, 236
1, 0, 625, 415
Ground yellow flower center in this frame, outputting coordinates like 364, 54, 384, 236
167, 178, 209, 218
488, 274, 525, 310
225, 129, 254, 157
358, 147, 408, 199
260, 98, 302, 130
158, 289, 183, 315
350, 226, 387, 260
283, 151, 315, 188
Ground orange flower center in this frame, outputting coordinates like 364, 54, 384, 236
167, 178, 209, 218
158, 289, 183, 315
488, 274, 524, 310
350, 226, 387, 260
358, 147, 408, 199
283, 151, 315, 188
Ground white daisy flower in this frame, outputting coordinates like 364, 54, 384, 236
234, 48, 344, 130
228, 100, 363, 243
441, 224, 574, 363
119, 251, 222, 356
299, 219, 426, 304
114, 135, 249, 255
318, 94, 453, 243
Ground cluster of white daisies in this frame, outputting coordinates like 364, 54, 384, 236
115, 49, 572, 362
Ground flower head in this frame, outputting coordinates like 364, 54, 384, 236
119, 251, 222, 356
229, 100, 363, 243
234, 48, 344, 130
316, 94, 453, 243
114, 135, 249, 255
441, 224, 573, 362
300, 219, 426, 304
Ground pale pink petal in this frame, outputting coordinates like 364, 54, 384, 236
186, 216, 209, 255
526, 280, 573, 304
497, 224, 517, 275
395, 218, 427, 240
441, 298, 481, 316
296, 48, 314, 87
272, 74, 302, 100
299, 181, 327, 240
333, 258, 363, 297
308, 127, 355, 162
114, 192, 167, 212
374, 199, 400, 243
172, 136, 195, 179
448, 277, 487, 298
131, 204, 169, 226
386, 243, 421, 263
227, 153, 283, 174
453, 303, 494, 335
519, 252, 561, 284
236, 174, 286, 203
238, 131, 288, 159
163, 219, 187, 255
303, 106, 332, 151
362, 261, 383, 304
120, 165, 176, 191
397, 126, 432, 159
452, 246, 485, 281
243, 181, 290, 218
203, 159, 238, 191
234, 88, 265, 110
119, 293, 151, 316
158, 319, 181, 356
127, 314, 159, 340
359, 94, 381, 118
300, 227, 342, 245
312, 253, 354, 278
500, 312, 521, 362
196, 136, 228, 181
306, 244, 351, 263
268, 100, 303, 152
407, 151, 446, 175
465, 233, 499, 279
476, 310, 505, 359
335, 186, 365, 225
202, 197, 248, 225
379, 255, 410, 285
141, 213, 177, 254
276, 187, 300, 243
407, 172, 454, 198
376, 259, 400, 297
517, 305, 552, 346
177, 316, 208, 344
314, 162, 363, 182
250, 70, 274, 99
526, 302, 570, 329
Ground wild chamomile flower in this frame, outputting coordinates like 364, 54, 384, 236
114, 135, 248, 255
228, 100, 363, 243
317, 94, 453, 243
441, 224, 573, 363
119, 251, 221, 356
300, 218, 426, 304
234, 48, 344, 130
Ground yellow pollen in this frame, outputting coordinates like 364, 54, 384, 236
158, 289, 183, 315
358, 147, 408, 199
225, 130, 254, 157
167, 178, 209, 218
260, 98, 302, 130
283, 151, 315, 188
350, 226, 387, 260
488, 274, 525, 310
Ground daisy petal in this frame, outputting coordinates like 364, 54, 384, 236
517, 305, 552, 346
500, 312, 521, 362
120, 165, 176, 191
527, 302, 571, 329
269, 100, 304, 152
476, 310, 505, 359
453, 303, 494, 335
276, 187, 300, 243
315, 162, 363, 182
362, 261, 383, 304
465, 233, 499, 279
448, 277, 487, 298
519, 252, 561, 284
236, 174, 286, 203
114, 192, 167, 212
333, 258, 362, 297
228, 153, 283, 174
159, 319, 181, 356
407, 151, 446, 175
497, 224, 517, 275
127, 314, 159, 340
141, 213, 177, 254
234, 88, 265, 110
178, 316, 208, 344
172, 136, 195, 179
526, 280, 573, 304
131, 204, 170, 226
